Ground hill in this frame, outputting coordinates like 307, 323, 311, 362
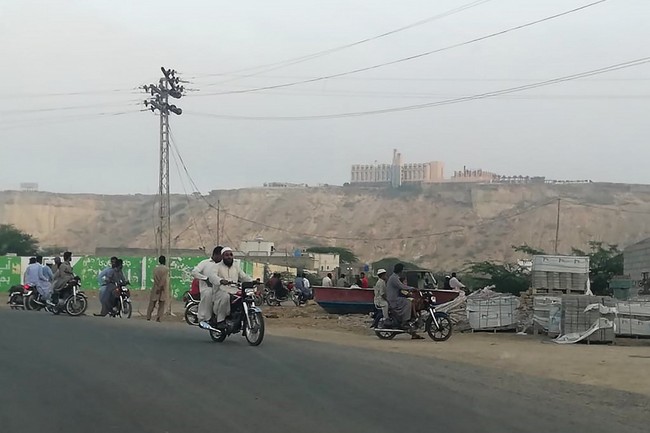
2, 182, 650, 270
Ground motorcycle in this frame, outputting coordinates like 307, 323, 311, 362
23, 285, 55, 312
50, 276, 88, 316
208, 281, 265, 346
374, 290, 453, 342
108, 283, 132, 318
7, 284, 31, 310
183, 292, 200, 326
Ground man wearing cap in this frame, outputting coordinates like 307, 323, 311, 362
371, 269, 389, 328
192, 246, 223, 330
207, 247, 253, 330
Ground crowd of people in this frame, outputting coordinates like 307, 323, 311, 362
22, 252, 74, 307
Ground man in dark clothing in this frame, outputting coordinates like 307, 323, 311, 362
385, 263, 424, 339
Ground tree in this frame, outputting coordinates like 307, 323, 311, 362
512, 244, 546, 256
306, 247, 359, 264
372, 257, 420, 273
464, 261, 530, 295
0, 224, 39, 256
571, 241, 623, 295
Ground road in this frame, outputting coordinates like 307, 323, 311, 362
0, 309, 647, 433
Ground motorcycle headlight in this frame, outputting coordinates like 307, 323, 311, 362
430, 296, 437, 303
245, 288, 255, 296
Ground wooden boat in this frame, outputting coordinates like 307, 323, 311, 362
313, 286, 460, 315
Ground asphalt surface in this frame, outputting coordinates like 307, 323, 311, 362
0, 309, 648, 433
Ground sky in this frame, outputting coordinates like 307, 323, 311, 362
1, 0, 649, 194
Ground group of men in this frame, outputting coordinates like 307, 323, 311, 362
192, 246, 254, 331
22, 252, 74, 306
320, 272, 369, 288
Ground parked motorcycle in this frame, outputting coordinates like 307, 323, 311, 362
375, 290, 453, 341
50, 276, 87, 316
109, 283, 132, 318
208, 281, 265, 346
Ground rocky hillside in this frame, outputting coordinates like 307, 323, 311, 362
2, 182, 650, 270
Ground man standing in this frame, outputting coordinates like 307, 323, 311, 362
207, 247, 253, 330
192, 246, 223, 330
386, 263, 423, 339
336, 274, 347, 287
371, 269, 388, 328
360, 272, 369, 288
98, 257, 118, 305
147, 255, 169, 322
449, 272, 466, 290
321, 273, 333, 287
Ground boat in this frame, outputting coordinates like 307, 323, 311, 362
313, 286, 460, 315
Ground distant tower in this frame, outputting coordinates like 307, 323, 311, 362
391, 149, 402, 188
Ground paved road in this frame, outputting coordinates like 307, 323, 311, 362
0, 309, 647, 433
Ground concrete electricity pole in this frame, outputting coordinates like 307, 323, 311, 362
143, 67, 184, 314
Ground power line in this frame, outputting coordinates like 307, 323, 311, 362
191, 73, 650, 83
0, 109, 142, 131
192, 0, 608, 97
197, 195, 556, 242
0, 88, 139, 99
169, 140, 207, 249
169, 127, 215, 244
562, 198, 650, 215
189, 0, 493, 84
184, 56, 650, 121
0, 99, 143, 116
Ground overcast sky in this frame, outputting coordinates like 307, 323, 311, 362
1, 0, 649, 194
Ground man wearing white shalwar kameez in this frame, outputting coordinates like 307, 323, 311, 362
207, 247, 253, 329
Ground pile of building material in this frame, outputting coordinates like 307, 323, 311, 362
436, 290, 469, 331
555, 295, 616, 344
531, 255, 589, 294
614, 299, 650, 337
532, 295, 562, 336
466, 287, 520, 331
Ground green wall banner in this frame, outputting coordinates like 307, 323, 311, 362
2, 255, 254, 300
0, 256, 22, 289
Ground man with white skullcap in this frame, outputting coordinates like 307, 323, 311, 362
206, 247, 253, 330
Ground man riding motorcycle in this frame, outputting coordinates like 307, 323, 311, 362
203, 247, 253, 331
385, 263, 424, 340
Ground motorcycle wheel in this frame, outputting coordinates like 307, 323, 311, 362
425, 315, 453, 341
25, 294, 36, 310
65, 295, 88, 316
184, 303, 199, 326
245, 311, 265, 346
209, 329, 227, 343
121, 302, 133, 319
374, 330, 398, 340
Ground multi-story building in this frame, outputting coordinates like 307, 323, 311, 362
350, 149, 444, 186
450, 167, 499, 183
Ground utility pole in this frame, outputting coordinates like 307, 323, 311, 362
216, 200, 221, 246
143, 67, 185, 314
554, 198, 561, 254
